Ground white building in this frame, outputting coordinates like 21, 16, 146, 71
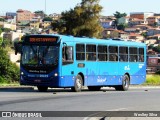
0, 22, 16, 30
6, 16, 16, 24
100, 20, 115, 28
3, 31, 25, 42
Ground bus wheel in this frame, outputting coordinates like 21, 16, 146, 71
88, 86, 101, 91
115, 74, 130, 91
37, 86, 48, 92
71, 75, 83, 92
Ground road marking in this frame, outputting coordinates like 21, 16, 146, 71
83, 108, 128, 120
105, 108, 128, 111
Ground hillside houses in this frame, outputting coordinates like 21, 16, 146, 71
0, 9, 61, 42
0, 10, 160, 55
99, 12, 160, 57
117, 12, 160, 43
100, 12, 160, 42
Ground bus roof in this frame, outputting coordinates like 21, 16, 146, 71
58, 34, 146, 47
29, 34, 146, 47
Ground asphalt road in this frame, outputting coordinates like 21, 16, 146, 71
0, 87, 160, 120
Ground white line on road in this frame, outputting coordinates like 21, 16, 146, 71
83, 108, 128, 120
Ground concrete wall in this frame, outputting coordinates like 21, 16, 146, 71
9, 53, 20, 66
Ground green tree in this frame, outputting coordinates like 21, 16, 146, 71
34, 10, 46, 17
117, 23, 128, 31
148, 44, 154, 49
153, 45, 160, 53
0, 48, 19, 83
0, 28, 2, 45
0, 18, 5, 22
154, 22, 158, 27
141, 32, 147, 38
34, 10, 44, 14
0, 37, 3, 45
0, 28, 2, 34
1, 28, 11, 32
43, 17, 53, 21
1, 38, 12, 48
114, 11, 127, 19
52, 0, 103, 38
113, 11, 127, 29
52, 19, 66, 33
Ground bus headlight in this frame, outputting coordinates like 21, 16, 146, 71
54, 73, 58, 77
21, 72, 24, 75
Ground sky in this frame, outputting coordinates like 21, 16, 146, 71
0, 0, 160, 16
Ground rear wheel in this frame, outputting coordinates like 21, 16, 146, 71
37, 86, 48, 92
88, 86, 101, 91
115, 74, 130, 91
71, 74, 83, 92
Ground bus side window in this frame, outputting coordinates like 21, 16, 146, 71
139, 48, 144, 62
76, 44, 85, 61
86, 44, 96, 61
109, 46, 118, 61
119, 47, 128, 62
129, 47, 138, 62
98, 45, 108, 61
62, 46, 73, 65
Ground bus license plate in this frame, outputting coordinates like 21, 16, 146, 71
34, 80, 41, 83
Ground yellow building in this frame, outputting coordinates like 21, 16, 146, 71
30, 20, 40, 29
41, 21, 52, 29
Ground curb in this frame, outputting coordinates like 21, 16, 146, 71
101, 86, 160, 90
0, 85, 160, 91
129, 85, 160, 89
0, 86, 34, 90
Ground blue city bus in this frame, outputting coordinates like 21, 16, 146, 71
18, 34, 146, 92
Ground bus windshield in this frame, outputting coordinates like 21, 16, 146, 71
22, 45, 59, 66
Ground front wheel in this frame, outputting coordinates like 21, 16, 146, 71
71, 75, 83, 92
37, 86, 48, 92
115, 75, 130, 91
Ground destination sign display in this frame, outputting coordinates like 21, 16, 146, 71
29, 37, 58, 42
23, 35, 60, 44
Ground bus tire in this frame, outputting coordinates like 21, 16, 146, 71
115, 74, 130, 91
37, 86, 48, 92
71, 75, 83, 92
88, 86, 101, 91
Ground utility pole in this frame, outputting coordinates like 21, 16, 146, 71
45, 0, 46, 15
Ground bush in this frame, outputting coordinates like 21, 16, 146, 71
0, 37, 2, 45
7, 63, 20, 82
0, 76, 9, 84
1, 38, 12, 47
0, 47, 20, 83
145, 75, 160, 85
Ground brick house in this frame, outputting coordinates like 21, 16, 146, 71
16, 9, 35, 23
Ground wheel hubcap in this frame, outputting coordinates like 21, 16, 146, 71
124, 77, 128, 88
76, 78, 82, 89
